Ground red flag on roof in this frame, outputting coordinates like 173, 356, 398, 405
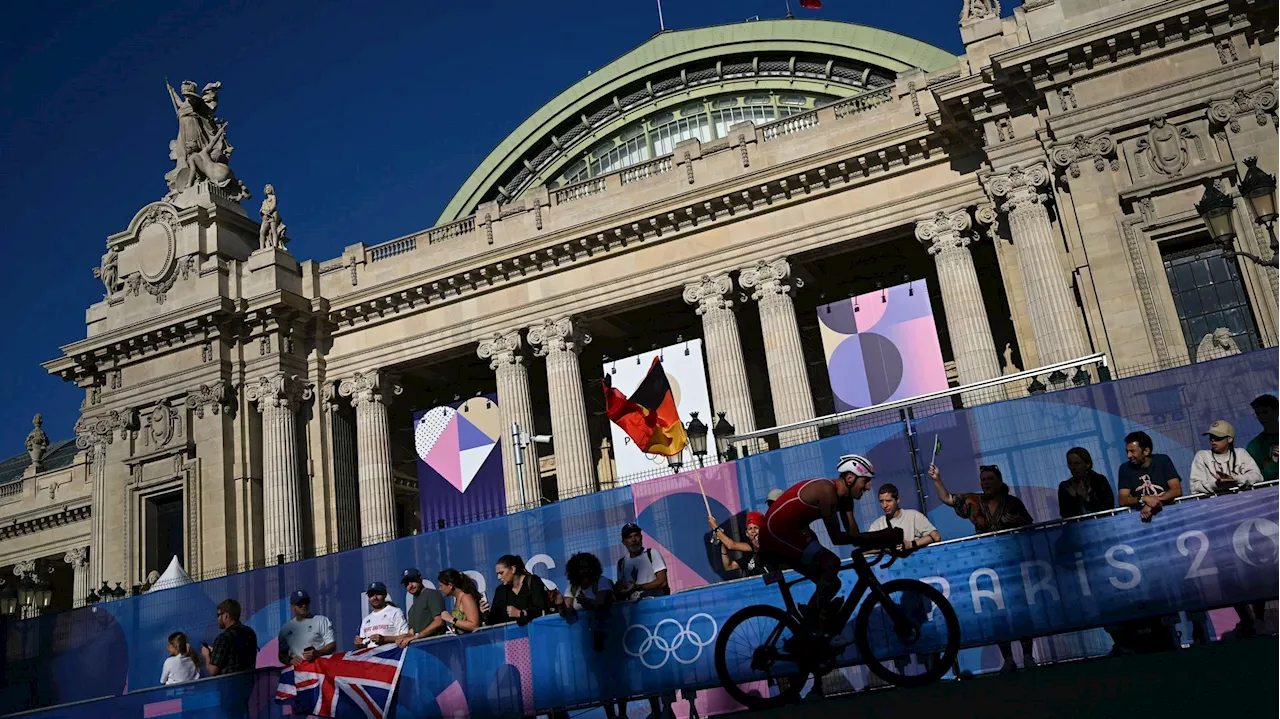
799, 0, 822, 8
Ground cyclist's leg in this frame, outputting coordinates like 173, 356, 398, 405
796, 544, 843, 635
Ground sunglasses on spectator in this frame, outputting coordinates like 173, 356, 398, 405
979, 464, 1000, 472
1208, 434, 1228, 442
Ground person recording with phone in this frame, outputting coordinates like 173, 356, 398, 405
277, 590, 336, 666
1189, 420, 1262, 495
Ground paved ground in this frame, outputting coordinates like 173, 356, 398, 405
729, 637, 1278, 719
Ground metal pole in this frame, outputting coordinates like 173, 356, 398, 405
512, 421, 529, 511
902, 407, 928, 513
657, 0, 665, 30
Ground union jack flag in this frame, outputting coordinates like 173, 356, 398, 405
276, 643, 406, 719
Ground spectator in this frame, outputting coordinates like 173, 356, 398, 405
1245, 395, 1278, 482
488, 554, 552, 626
354, 582, 409, 649
278, 590, 336, 666
396, 568, 447, 647
614, 523, 669, 601
436, 569, 483, 634
1189, 421, 1262, 495
160, 631, 203, 685
708, 512, 768, 577
867, 483, 940, 550
928, 463, 1036, 672
1058, 447, 1116, 518
202, 599, 259, 676
1117, 431, 1182, 522
562, 553, 620, 719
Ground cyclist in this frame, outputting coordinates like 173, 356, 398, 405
759, 453, 890, 635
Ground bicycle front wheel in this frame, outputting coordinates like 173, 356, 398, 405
714, 604, 811, 710
854, 578, 960, 688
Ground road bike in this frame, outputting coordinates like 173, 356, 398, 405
713, 527, 960, 710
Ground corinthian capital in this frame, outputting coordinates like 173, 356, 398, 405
477, 330, 527, 371
63, 547, 88, 568
915, 210, 975, 257
682, 273, 735, 315
738, 258, 795, 301
982, 163, 1051, 214
184, 379, 234, 419
1048, 132, 1117, 179
338, 370, 402, 408
246, 373, 312, 411
527, 317, 591, 357
74, 408, 139, 449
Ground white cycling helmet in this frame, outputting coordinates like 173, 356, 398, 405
836, 454, 875, 478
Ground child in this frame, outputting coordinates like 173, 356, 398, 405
160, 631, 203, 685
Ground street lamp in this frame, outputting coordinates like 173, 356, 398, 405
666, 452, 683, 472
686, 412, 709, 466
713, 412, 737, 462
1195, 159, 1279, 268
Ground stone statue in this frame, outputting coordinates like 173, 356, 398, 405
25, 413, 49, 469
1001, 343, 1021, 374
1195, 327, 1242, 363
164, 79, 250, 202
258, 184, 288, 250
93, 246, 119, 296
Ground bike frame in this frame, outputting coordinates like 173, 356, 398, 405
762, 549, 911, 638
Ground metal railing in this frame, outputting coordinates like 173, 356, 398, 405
729, 352, 1110, 446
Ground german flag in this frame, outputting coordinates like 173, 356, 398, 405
602, 357, 688, 457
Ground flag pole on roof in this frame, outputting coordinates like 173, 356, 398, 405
657, 0, 665, 31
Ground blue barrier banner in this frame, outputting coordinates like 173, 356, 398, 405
1, 349, 1275, 715
390, 489, 1278, 718
0, 669, 281, 719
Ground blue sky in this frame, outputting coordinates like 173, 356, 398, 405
0, 0, 972, 448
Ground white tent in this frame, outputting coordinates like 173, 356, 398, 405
147, 556, 195, 593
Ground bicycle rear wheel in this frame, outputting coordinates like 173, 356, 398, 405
854, 578, 960, 688
714, 604, 812, 710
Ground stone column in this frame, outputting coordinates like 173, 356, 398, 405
527, 317, 596, 499
738, 259, 818, 446
246, 373, 310, 562
983, 163, 1090, 365
683, 274, 758, 450
74, 409, 134, 590
63, 547, 90, 608
478, 331, 540, 512
915, 209, 1004, 402
338, 370, 401, 546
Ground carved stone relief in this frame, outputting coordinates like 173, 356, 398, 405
1207, 87, 1278, 134
185, 380, 235, 419
1133, 116, 1193, 177
143, 403, 181, 448
1049, 132, 1118, 179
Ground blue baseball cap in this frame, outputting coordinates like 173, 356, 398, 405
289, 589, 310, 606
365, 581, 388, 596
400, 568, 423, 585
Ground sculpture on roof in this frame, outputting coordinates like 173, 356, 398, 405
960, 0, 999, 24
1195, 327, 1242, 363
163, 79, 250, 202
258, 184, 288, 251
26, 413, 49, 470
93, 246, 119, 297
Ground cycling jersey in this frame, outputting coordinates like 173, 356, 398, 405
759, 479, 834, 565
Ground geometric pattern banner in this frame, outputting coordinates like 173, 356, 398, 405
415, 394, 506, 529
817, 279, 949, 411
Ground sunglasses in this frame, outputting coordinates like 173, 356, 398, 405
1208, 435, 1229, 442
979, 464, 1000, 472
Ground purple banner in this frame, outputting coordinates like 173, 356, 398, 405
414, 394, 506, 529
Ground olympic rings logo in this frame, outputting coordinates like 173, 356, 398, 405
623, 613, 719, 670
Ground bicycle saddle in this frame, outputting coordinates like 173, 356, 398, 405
853, 527, 904, 550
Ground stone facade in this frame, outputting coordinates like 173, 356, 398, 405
4, 1, 1275, 602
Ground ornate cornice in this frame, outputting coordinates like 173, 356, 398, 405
682, 273, 735, 315
527, 317, 590, 357
337, 370, 402, 408
0, 504, 91, 542
1048, 133, 1118, 179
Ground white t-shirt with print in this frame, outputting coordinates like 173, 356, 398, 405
359, 605, 409, 642
279, 614, 336, 659
618, 547, 666, 590
868, 509, 938, 543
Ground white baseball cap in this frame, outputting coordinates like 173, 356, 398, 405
765, 489, 784, 504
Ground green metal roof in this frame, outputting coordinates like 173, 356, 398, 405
437, 19, 957, 223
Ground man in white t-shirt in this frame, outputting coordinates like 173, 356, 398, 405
353, 582, 409, 649
278, 590, 337, 666
614, 523, 669, 601
867, 483, 940, 551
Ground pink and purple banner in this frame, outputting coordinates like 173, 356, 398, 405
414, 394, 506, 529
816, 279, 949, 412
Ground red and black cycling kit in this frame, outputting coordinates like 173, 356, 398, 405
759, 479, 833, 565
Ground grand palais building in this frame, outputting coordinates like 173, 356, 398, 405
1, 0, 1276, 613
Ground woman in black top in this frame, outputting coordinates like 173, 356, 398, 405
488, 554, 550, 626
1058, 447, 1116, 518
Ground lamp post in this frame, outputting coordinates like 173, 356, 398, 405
686, 412, 709, 468
713, 412, 737, 462
1195, 158, 1279, 268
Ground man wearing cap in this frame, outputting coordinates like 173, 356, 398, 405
354, 582, 409, 649
1117, 431, 1182, 522
395, 568, 447, 648
277, 590, 336, 666
1189, 420, 1262, 495
614, 523, 669, 601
